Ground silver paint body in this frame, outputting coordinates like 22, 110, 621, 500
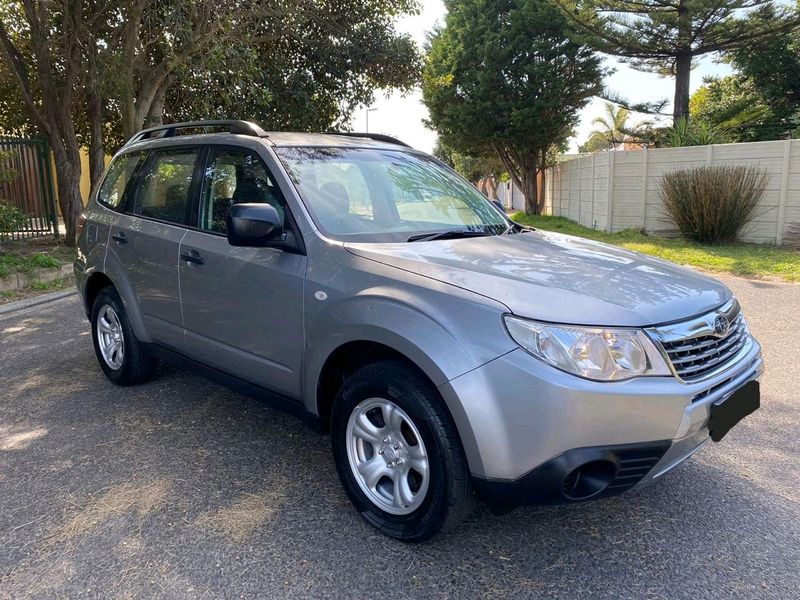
75, 132, 763, 483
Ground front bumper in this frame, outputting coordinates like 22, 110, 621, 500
439, 336, 763, 505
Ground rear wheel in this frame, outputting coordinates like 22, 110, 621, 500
331, 360, 472, 541
90, 287, 157, 386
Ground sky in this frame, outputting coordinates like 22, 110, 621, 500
349, 0, 733, 154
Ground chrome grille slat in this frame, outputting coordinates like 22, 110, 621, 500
649, 300, 751, 382
668, 326, 745, 365
664, 322, 746, 355
673, 338, 746, 377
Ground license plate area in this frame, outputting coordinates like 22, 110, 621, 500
708, 380, 760, 442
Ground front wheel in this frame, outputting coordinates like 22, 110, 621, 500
331, 360, 473, 541
90, 286, 158, 386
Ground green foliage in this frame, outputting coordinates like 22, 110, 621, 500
422, 0, 603, 213
579, 102, 652, 152
0, 1, 422, 151
659, 166, 768, 243
0, 202, 27, 236
690, 76, 777, 142
157, 1, 422, 137
556, 0, 800, 121
725, 5, 800, 137
511, 213, 800, 281
659, 117, 728, 147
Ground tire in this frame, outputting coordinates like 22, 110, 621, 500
331, 360, 473, 542
90, 286, 158, 386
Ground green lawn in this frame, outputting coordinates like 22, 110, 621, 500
0, 239, 74, 279
511, 213, 800, 283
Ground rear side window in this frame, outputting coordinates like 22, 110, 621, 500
97, 152, 145, 210
134, 150, 200, 226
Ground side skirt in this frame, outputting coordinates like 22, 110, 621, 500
145, 343, 327, 434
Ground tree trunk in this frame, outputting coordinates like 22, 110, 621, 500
673, 53, 692, 123
673, 0, 692, 123
87, 44, 105, 200
521, 160, 539, 215
51, 150, 83, 246
537, 150, 547, 214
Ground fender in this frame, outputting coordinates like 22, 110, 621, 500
303, 288, 517, 470
94, 250, 152, 343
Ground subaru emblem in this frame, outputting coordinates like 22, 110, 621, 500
713, 314, 730, 336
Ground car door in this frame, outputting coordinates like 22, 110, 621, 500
107, 147, 202, 350
178, 145, 307, 398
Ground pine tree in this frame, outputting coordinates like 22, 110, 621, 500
556, 0, 800, 123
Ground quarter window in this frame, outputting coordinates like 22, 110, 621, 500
97, 152, 145, 210
199, 148, 287, 234
135, 150, 199, 226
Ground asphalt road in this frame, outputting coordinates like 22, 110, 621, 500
1, 275, 799, 599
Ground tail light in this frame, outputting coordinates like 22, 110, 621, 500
76, 212, 87, 239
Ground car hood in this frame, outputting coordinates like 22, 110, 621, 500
344, 230, 731, 327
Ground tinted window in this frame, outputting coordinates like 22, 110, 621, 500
199, 148, 287, 234
135, 150, 199, 226
97, 152, 145, 209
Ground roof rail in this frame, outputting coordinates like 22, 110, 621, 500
125, 120, 267, 146
323, 131, 411, 148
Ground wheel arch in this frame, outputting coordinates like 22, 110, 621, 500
83, 266, 151, 342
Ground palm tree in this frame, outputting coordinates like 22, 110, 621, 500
579, 103, 655, 153
589, 103, 630, 150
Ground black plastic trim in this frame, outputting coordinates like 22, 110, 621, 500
145, 343, 326, 433
473, 440, 672, 514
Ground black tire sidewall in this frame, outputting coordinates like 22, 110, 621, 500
331, 361, 467, 541
90, 287, 145, 385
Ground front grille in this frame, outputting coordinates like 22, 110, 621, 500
660, 313, 749, 381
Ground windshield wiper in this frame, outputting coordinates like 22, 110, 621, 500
407, 229, 496, 242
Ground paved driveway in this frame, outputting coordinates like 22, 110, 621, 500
1, 275, 799, 599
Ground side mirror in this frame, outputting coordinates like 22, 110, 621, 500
491, 199, 506, 214
226, 203, 284, 247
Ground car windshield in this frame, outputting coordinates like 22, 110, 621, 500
275, 146, 509, 242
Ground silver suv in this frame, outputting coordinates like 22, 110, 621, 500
75, 120, 763, 541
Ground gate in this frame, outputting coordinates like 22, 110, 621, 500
0, 136, 58, 240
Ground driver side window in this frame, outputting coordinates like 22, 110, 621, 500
199, 148, 287, 234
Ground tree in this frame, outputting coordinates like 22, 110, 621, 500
690, 76, 776, 142
0, 0, 421, 244
555, 0, 800, 123
726, 5, 800, 137
579, 102, 653, 152
423, 0, 603, 214
0, 0, 90, 244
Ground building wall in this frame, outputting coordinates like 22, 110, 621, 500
540, 140, 800, 245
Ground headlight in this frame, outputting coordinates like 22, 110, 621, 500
503, 316, 671, 381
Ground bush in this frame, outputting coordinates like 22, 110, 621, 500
0, 202, 28, 237
659, 165, 768, 243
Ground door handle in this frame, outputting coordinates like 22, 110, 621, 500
180, 250, 205, 265
111, 232, 127, 244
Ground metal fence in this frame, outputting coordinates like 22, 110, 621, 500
0, 136, 58, 240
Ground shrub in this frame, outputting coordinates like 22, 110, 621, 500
659, 165, 768, 243
0, 202, 28, 237
659, 117, 728, 147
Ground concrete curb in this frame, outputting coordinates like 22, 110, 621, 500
0, 263, 73, 293
0, 289, 77, 316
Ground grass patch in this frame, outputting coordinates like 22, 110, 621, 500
0, 238, 73, 278
512, 213, 800, 282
